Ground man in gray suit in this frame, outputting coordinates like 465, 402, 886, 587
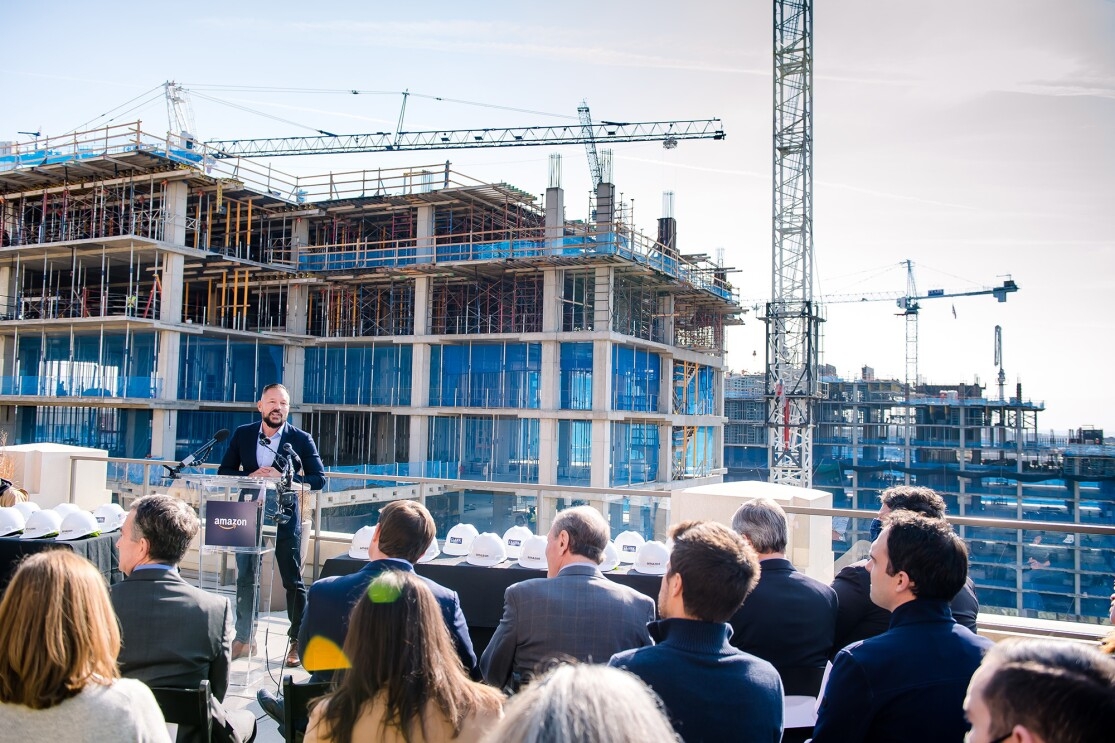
111, 495, 256, 743
480, 506, 655, 691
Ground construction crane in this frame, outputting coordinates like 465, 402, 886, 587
203, 115, 725, 158
765, 0, 821, 488
994, 325, 1006, 402
578, 100, 604, 187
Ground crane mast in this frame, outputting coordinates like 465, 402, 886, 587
766, 0, 822, 487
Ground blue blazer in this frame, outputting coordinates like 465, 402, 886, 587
297, 558, 479, 681
218, 421, 325, 535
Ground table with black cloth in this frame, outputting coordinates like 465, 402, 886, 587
320, 554, 662, 656
0, 533, 121, 590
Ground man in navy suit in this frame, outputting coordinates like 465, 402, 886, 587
256, 499, 477, 731
218, 383, 325, 666
481, 506, 655, 691
812, 512, 993, 743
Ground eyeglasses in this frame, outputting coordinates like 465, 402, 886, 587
869, 518, 884, 541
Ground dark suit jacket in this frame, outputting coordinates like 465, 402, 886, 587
480, 563, 656, 689
218, 421, 326, 533
812, 599, 993, 743
727, 557, 838, 697
297, 558, 479, 680
111, 568, 232, 699
831, 559, 979, 653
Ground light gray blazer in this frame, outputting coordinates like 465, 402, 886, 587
480, 563, 656, 688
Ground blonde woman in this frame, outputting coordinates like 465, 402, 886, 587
0, 550, 170, 742
306, 571, 503, 743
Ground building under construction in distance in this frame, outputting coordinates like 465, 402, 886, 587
725, 369, 1115, 624
0, 123, 740, 512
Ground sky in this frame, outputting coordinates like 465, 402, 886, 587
3, 0, 1112, 431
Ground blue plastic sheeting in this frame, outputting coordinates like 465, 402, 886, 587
178, 337, 283, 403
14, 331, 158, 399
303, 345, 412, 406
612, 346, 660, 412
560, 343, 593, 410
429, 342, 541, 408
0, 144, 203, 173
427, 415, 540, 484
676, 426, 715, 477
175, 410, 256, 463
674, 363, 716, 415
557, 420, 592, 486
611, 422, 659, 486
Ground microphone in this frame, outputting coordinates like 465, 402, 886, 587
282, 443, 303, 471
180, 428, 231, 467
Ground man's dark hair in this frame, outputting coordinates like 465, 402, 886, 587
260, 382, 289, 397
376, 500, 436, 564
980, 639, 1115, 743
668, 520, 760, 623
130, 494, 199, 565
550, 506, 609, 564
731, 498, 788, 554
880, 486, 946, 518
883, 510, 967, 601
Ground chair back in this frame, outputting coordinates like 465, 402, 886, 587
283, 674, 332, 743
149, 680, 213, 741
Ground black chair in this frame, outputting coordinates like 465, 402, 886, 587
282, 674, 332, 743
149, 679, 213, 742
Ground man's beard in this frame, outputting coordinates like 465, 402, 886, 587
265, 411, 285, 426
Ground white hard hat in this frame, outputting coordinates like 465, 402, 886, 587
417, 537, 441, 563
443, 523, 479, 556
599, 541, 620, 572
53, 502, 83, 518
93, 503, 127, 533
502, 525, 534, 559
58, 510, 101, 541
517, 534, 549, 570
21, 509, 63, 540
467, 532, 508, 567
12, 501, 40, 520
0, 507, 26, 537
613, 530, 646, 564
633, 540, 670, 576
348, 525, 377, 560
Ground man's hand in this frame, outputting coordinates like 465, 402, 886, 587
249, 467, 279, 479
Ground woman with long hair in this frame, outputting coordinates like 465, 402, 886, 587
0, 550, 169, 742
305, 570, 503, 743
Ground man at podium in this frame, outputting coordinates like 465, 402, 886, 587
219, 383, 325, 666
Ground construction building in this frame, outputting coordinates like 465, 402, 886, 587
0, 123, 740, 532
725, 370, 1115, 624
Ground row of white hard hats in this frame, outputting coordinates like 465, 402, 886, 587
0, 502, 127, 541
347, 522, 672, 575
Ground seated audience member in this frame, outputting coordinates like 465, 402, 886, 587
111, 495, 256, 743
485, 664, 680, 743
728, 498, 837, 700
0, 550, 170, 742
964, 639, 1115, 743
260, 500, 478, 730
481, 506, 655, 691
610, 520, 783, 743
831, 485, 979, 651
304, 571, 503, 743
0, 479, 27, 507
812, 512, 993, 743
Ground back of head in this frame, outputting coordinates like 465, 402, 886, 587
884, 511, 968, 601
490, 664, 680, 743
730, 498, 788, 554
0, 480, 27, 508
132, 494, 199, 565
669, 520, 759, 622
880, 486, 946, 518
319, 571, 498, 743
376, 499, 435, 563
550, 506, 609, 564
0, 550, 120, 708
980, 639, 1115, 743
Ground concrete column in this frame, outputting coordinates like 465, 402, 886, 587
413, 276, 430, 336
165, 181, 189, 247
659, 423, 673, 483
283, 344, 306, 405
538, 418, 557, 485
595, 182, 615, 231
542, 268, 560, 333
545, 186, 564, 251
409, 335, 431, 470
540, 341, 558, 411
151, 409, 177, 461
159, 253, 184, 324
657, 293, 674, 346
416, 205, 434, 264
292, 217, 310, 266
593, 266, 612, 332
592, 339, 612, 412
590, 417, 612, 489
287, 284, 309, 336
660, 355, 674, 415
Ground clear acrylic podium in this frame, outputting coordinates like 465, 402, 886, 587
175, 474, 280, 685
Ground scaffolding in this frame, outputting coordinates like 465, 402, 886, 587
429, 273, 543, 335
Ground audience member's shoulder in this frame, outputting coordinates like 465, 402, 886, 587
86, 678, 160, 710
835, 560, 868, 579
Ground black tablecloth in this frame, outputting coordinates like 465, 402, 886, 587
320, 554, 662, 656
0, 533, 121, 590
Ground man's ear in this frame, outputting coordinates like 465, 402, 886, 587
894, 570, 914, 595
668, 572, 684, 601
555, 529, 570, 553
